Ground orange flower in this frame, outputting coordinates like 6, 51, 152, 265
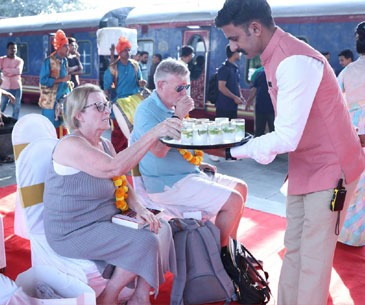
115, 188, 125, 197
195, 150, 204, 157
178, 148, 204, 166
113, 175, 129, 212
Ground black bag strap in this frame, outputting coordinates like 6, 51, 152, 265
231, 239, 272, 301
239, 241, 269, 281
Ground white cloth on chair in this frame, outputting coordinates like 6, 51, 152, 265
12, 114, 57, 239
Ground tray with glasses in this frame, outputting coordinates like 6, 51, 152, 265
160, 117, 253, 149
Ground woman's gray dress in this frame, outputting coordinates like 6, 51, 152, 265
43, 137, 176, 293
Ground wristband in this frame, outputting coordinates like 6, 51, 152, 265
225, 147, 237, 160
171, 114, 180, 119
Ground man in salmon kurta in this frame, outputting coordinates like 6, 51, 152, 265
212, 0, 365, 304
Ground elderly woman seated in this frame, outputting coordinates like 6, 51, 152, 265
43, 84, 181, 305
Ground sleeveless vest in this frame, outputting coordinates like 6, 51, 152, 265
261, 27, 365, 195
38, 54, 68, 109
109, 58, 139, 88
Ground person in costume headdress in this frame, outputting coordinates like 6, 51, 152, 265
39, 29, 71, 138
104, 36, 147, 152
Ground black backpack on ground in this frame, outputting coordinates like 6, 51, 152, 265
207, 69, 219, 104
221, 238, 271, 305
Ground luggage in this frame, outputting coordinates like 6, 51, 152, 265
169, 218, 235, 305
221, 238, 271, 305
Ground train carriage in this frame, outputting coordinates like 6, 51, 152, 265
0, 0, 365, 131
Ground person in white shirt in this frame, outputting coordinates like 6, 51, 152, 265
212, 1, 365, 304
337, 21, 365, 247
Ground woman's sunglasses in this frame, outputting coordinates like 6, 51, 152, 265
83, 101, 112, 112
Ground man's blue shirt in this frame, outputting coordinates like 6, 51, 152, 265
132, 91, 200, 193
104, 60, 142, 100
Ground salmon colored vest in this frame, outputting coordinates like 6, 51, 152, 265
261, 27, 365, 195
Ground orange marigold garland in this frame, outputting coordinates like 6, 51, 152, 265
177, 149, 204, 166
112, 175, 129, 211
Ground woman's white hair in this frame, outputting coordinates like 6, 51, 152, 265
65, 83, 104, 130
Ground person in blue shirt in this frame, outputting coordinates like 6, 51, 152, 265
39, 29, 71, 137
216, 45, 245, 119
104, 36, 146, 152
132, 58, 247, 249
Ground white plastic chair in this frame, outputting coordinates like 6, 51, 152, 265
11, 114, 57, 239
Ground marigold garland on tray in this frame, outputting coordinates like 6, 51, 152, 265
178, 149, 204, 166
112, 175, 129, 211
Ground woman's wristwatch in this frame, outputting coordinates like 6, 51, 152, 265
171, 113, 180, 119
225, 147, 237, 160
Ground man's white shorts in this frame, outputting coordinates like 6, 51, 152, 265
148, 172, 241, 219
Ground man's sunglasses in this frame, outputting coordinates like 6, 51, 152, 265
176, 84, 190, 93
83, 101, 112, 112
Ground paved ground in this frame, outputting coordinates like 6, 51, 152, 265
0, 103, 288, 217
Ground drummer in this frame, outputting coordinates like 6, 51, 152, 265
131, 58, 247, 252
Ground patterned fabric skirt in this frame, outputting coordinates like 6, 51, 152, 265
339, 102, 365, 246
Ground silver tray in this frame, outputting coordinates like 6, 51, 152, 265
160, 132, 253, 149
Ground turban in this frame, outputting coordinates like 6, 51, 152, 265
53, 29, 68, 51
116, 36, 132, 55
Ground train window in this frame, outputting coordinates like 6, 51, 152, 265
17, 42, 28, 73
77, 40, 92, 75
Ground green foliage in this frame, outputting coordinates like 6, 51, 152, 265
0, 0, 88, 17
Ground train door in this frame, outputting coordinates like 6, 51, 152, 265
137, 39, 154, 81
183, 30, 209, 110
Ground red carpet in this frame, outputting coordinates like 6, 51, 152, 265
1, 185, 364, 305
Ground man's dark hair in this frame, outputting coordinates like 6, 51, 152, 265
154, 53, 162, 61
215, 0, 275, 30
140, 51, 149, 56
321, 51, 330, 56
355, 21, 365, 54
68, 37, 76, 44
6, 42, 16, 49
338, 49, 354, 60
226, 44, 235, 58
181, 45, 194, 57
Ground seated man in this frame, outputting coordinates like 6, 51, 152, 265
132, 58, 247, 250
0, 88, 15, 127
